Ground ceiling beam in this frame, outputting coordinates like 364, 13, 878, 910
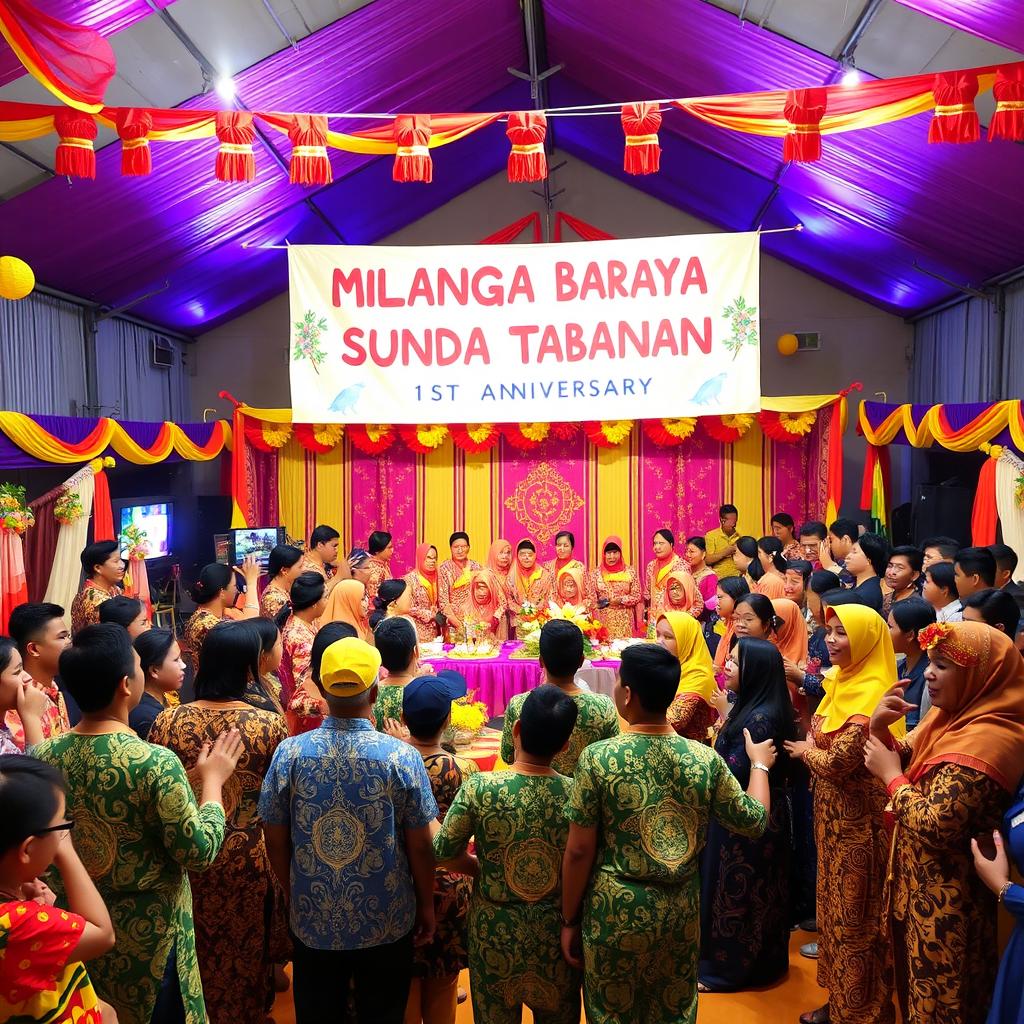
831, 0, 886, 63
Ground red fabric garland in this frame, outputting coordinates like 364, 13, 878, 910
929, 70, 980, 144
621, 102, 661, 175
348, 424, 395, 455
783, 88, 826, 162
450, 424, 500, 453
216, 110, 256, 182
53, 108, 96, 179
288, 114, 332, 186
116, 108, 152, 176
971, 455, 999, 546
989, 65, 1024, 142
393, 114, 432, 183
91, 469, 114, 542
506, 111, 547, 182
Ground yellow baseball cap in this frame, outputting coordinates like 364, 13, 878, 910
318, 637, 382, 697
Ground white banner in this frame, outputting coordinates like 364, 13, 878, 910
288, 233, 760, 423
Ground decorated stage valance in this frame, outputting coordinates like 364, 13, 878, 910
858, 400, 1024, 454
0, 412, 231, 468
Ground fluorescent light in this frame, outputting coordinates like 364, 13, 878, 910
215, 76, 236, 101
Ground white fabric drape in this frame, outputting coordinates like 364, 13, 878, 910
44, 468, 95, 628
995, 452, 1024, 576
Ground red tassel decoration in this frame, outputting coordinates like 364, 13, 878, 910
988, 65, 1024, 142
116, 108, 152, 176
506, 111, 547, 182
393, 114, 432, 183
783, 88, 827, 162
54, 109, 96, 179
288, 114, 332, 186
928, 70, 980, 144
216, 110, 256, 181
621, 102, 661, 175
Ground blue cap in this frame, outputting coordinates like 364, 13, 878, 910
403, 670, 468, 719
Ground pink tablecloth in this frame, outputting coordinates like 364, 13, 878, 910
422, 642, 620, 718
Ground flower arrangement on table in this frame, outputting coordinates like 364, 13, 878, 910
53, 487, 84, 525
512, 600, 610, 659
121, 523, 150, 560
447, 619, 500, 659
0, 483, 34, 534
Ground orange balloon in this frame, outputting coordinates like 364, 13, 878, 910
776, 333, 799, 357
0, 256, 34, 300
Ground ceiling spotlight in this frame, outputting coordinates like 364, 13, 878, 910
839, 59, 862, 87
215, 76, 236, 101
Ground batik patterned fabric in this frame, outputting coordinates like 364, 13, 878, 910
566, 733, 766, 1024
32, 732, 227, 1024
415, 752, 478, 980
590, 564, 642, 638
259, 717, 437, 950
182, 608, 223, 675
298, 555, 333, 581
437, 558, 482, 627
403, 570, 440, 642
148, 705, 290, 1024
5, 684, 69, 748
70, 581, 120, 635
644, 554, 689, 615
500, 690, 620, 776
0, 901, 103, 1024
258, 582, 290, 620
667, 693, 719, 743
279, 615, 322, 734
433, 769, 581, 1024
363, 556, 391, 603
372, 683, 405, 731
510, 564, 554, 638
802, 717, 895, 1024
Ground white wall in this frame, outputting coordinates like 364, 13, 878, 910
193, 154, 913, 513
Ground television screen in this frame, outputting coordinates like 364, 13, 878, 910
119, 503, 172, 560
230, 527, 284, 570
213, 533, 231, 566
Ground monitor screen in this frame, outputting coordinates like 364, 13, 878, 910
230, 527, 283, 570
119, 503, 172, 560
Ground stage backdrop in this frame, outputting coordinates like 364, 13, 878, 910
288, 232, 761, 424
250, 416, 830, 573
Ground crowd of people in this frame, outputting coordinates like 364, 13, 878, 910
1, 508, 1023, 1024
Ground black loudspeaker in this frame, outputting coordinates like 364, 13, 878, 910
911, 484, 975, 548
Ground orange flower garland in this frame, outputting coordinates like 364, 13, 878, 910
642, 417, 697, 446
584, 420, 633, 448
399, 424, 449, 454
701, 413, 754, 443
550, 422, 580, 441
450, 423, 500, 453
348, 423, 395, 455
759, 409, 816, 442
294, 422, 344, 454
503, 422, 550, 450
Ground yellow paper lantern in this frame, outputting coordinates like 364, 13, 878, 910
0, 256, 35, 300
776, 332, 799, 357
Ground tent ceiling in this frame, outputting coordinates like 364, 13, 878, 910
0, 0, 1022, 332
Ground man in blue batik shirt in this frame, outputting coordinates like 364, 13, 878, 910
260, 636, 438, 1024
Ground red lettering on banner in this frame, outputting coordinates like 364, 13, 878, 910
654, 258, 679, 294
510, 324, 538, 362
651, 319, 679, 357
565, 323, 585, 361
537, 325, 564, 362
591, 322, 615, 358
407, 269, 436, 306
438, 269, 468, 306
579, 262, 607, 300
555, 262, 577, 301
620, 321, 648, 357
508, 266, 535, 303
465, 328, 490, 363
377, 269, 404, 308
683, 317, 713, 354
681, 257, 708, 294
631, 262, 656, 297
333, 269, 364, 307
473, 267, 503, 306
434, 328, 460, 366
607, 261, 628, 298
342, 327, 367, 365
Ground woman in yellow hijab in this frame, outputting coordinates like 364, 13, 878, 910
655, 610, 719, 743
783, 604, 897, 1024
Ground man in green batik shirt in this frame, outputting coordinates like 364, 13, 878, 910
435, 685, 582, 1024
500, 619, 619, 776
561, 643, 776, 1024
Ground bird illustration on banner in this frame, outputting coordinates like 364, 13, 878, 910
691, 373, 727, 406
329, 382, 366, 414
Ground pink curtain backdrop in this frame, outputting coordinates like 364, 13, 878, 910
247, 445, 279, 527
351, 444, 417, 567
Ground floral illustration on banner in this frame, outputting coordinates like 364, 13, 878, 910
0, 483, 34, 534
53, 487, 84, 525
721, 296, 759, 359
503, 461, 583, 543
292, 310, 328, 375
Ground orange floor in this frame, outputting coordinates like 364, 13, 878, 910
271, 928, 825, 1023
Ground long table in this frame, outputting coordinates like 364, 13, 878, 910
420, 641, 620, 718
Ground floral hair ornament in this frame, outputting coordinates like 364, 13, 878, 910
917, 621, 979, 667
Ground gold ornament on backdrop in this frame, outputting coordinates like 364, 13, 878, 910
776, 333, 799, 357
0, 256, 35, 300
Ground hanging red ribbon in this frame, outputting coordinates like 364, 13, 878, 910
54, 108, 96, 179
929, 70, 980, 144
783, 87, 827, 162
216, 110, 256, 182
92, 468, 115, 542
621, 101, 662, 175
506, 111, 547, 183
116, 108, 152, 176
989, 65, 1024, 142
393, 114, 432, 183
971, 452, 999, 546
288, 114, 332, 186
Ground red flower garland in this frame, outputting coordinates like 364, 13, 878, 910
502, 423, 549, 450
294, 423, 335, 454
642, 418, 696, 446
583, 421, 632, 448
398, 424, 449, 455
348, 423, 395, 455
700, 414, 753, 444
549, 422, 579, 441
450, 424, 501, 453
758, 410, 816, 443
244, 418, 274, 453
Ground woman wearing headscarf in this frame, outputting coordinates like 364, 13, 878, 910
661, 570, 705, 621
712, 577, 751, 670
544, 531, 593, 609
461, 569, 505, 644
509, 539, 553, 637
322, 578, 372, 643
864, 622, 1024, 1024
591, 536, 641, 639
644, 528, 688, 620
485, 539, 515, 641
554, 563, 592, 617
654, 610, 720, 743
772, 597, 811, 730
438, 531, 482, 639
403, 542, 441, 643
784, 604, 900, 1024
699, 638, 797, 992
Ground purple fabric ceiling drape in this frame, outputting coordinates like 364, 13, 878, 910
888, 1, 1024, 54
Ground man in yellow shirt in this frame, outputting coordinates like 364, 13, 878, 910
705, 504, 742, 579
